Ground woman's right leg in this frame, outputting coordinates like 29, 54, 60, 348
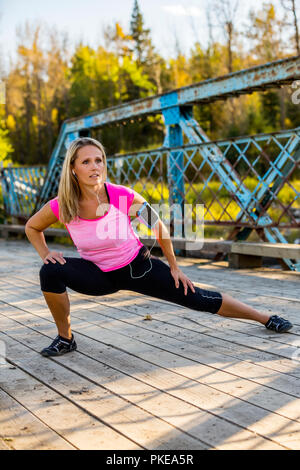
42, 291, 71, 340
39, 257, 119, 341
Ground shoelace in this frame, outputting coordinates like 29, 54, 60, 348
49, 336, 72, 351
266, 316, 290, 332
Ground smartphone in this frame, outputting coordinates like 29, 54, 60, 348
136, 202, 159, 229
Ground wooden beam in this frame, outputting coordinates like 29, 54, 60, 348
231, 242, 300, 260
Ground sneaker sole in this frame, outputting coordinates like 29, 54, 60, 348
267, 324, 293, 333
278, 324, 293, 333
40, 345, 77, 357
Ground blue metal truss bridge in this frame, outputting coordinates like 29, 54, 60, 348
1, 56, 300, 270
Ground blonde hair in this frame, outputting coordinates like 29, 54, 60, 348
57, 137, 108, 224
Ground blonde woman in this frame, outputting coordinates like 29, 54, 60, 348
25, 137, 293, 357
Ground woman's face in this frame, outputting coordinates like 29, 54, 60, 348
72, 145, 105, 185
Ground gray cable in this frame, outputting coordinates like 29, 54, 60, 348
129, 237, 157, 279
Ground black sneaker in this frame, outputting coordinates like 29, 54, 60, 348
40, 334, 77, 357
265, 315, 293, 333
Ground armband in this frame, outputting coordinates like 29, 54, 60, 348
136, 201, 159, 229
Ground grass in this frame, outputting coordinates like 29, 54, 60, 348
1, 177, 299, 244
132, 177, 300, 212
130, 177, 300, 243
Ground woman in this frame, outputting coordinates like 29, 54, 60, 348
25, 137, 293, 357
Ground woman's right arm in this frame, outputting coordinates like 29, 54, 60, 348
25, 202, 66, 264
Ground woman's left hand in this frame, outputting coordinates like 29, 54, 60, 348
170, 266, 196, 296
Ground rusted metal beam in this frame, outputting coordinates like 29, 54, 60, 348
65, 56, 300, 132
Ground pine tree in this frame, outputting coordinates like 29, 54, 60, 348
281, 0, 300, 55
129, 0, 152, 66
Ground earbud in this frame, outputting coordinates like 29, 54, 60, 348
72, 170, 76, 176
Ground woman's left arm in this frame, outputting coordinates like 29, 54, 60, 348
129, 191, 195, 295
153, 219, 196, 295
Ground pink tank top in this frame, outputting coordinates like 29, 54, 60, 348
49, 182, 144, 271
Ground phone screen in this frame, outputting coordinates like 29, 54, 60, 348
137, 203, 159, 228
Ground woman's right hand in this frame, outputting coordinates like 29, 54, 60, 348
43, 251, 66, 265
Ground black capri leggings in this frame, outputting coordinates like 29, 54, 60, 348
39, 245, 223, 314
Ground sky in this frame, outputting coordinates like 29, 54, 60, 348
0, 0, 288, 72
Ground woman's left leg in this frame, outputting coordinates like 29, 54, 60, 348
215, 292, 270, 324
110, 253, 222, 314
112, 253, 271, 325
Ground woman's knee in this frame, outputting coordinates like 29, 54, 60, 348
39, 261, 64, 277
214, 291, 224, 315
39, 262, 66, 293
179, 286, 223, 314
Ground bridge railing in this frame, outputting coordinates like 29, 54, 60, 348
0, 166, 47, 221
1, 127, 299, 238
107, 127, 300, 235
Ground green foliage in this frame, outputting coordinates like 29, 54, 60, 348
0, 99, 14, 165
3, 1, 300, 169
130, 0, 153, 67
0, 128, 14, 165
0, 121, 14, 222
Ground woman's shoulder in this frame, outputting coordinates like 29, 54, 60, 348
48, 195, 59, 202
107, 182, 133, 193
107, 182, 134, 200
47, 195, 60, 219
106, 182, 135, 211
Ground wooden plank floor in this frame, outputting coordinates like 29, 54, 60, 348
0, 238, 300, 450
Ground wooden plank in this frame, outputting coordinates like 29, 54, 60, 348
0, 247, 292, 309
68, 294, 300, 378
170, 261, 300, 302
0, 329, 209, 450
140, 237, 233, 254
0, 228, 232, 255
1, 307, 300, 449
0, 438, 11, 450
0, 362, 139, 450
2, 264, 300, 388
4, 230, 300, 259
1, 239, 300, 449
0, 224, 67, 238
0, 316, 287, 450
229, 253, 263, 269
7, 271, 300, 328
0, 385, 75, 450
2, 271, 300, 383
4, 272, 300, 356
231, 242, 300, 259
79, 295, 300, 368
71, 307, 300, 396
6, 293, 300, 384
4, 241, 298, 303
0, 341, 141, 449
0, 324, 262, 451
104, 286, 300, 347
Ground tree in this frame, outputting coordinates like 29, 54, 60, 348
245, 2, 287, 62
130, 0, 153, 67
0, 75, 13, 166
245, 3, 289, 131
212, 0, 240, 73
102, 21, 156, 102
103, 22, 132, 61
0, 101, 14, 166
6, 21, 71, 164
281, 0, 300, 55
129, 0, 164, 94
